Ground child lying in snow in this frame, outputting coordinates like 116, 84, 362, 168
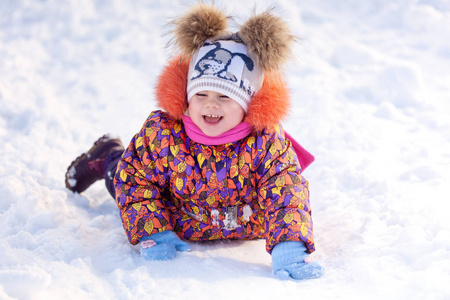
65, 4, 324, 280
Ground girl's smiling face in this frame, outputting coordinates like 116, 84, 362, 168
188, 91, 245, 137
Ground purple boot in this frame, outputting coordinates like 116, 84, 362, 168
65, 134, 125, 193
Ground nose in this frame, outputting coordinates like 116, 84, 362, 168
204, 94, 220, 108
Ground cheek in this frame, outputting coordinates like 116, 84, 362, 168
231, 104, 245, 121
187, 102, 200, 118
234, 111, 244, 123
238, 108, 245, 120
226, 106, 245, 126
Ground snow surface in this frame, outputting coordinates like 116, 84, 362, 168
1, 0, 450, 299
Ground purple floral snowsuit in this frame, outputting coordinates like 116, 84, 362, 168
114, 110, 315, 253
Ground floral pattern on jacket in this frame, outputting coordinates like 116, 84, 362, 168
114, 110, 315, 253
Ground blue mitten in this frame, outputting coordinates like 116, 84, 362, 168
272, 241, 325, 280
140, 231, 190, 261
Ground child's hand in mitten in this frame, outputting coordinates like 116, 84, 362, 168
272, 241, 325, 280
140, 231, 190, 260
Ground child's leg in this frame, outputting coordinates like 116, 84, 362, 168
103, 150, 124, 198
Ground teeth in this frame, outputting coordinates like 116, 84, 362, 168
205, 114, 221, 118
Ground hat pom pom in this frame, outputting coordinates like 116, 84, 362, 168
172, 4, 229, 57
239, 10, 296, 72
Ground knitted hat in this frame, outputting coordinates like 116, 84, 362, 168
172, 4, 294, 110
156, 4, 295, 131
187, 38, 263, 112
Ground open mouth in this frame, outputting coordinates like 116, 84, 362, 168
203, 114, 223, 123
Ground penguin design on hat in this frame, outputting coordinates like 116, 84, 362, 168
191, 41, 255, 83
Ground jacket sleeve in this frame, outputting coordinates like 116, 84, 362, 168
114, 111, 174, 245
256, 125, 315, 254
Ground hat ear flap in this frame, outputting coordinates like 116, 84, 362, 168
245, 71, 290, 132
171, 3, 229, 57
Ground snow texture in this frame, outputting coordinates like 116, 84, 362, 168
1, 0, 450, 299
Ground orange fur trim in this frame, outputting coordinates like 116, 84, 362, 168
155, 57, 189, 120
155, 58, 290, 129
245, 71, 290, 132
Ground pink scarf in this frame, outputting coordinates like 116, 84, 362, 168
181, 115, 315, 172
181, 115, 253, 146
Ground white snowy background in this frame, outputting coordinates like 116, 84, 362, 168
1, 0, 449, 299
